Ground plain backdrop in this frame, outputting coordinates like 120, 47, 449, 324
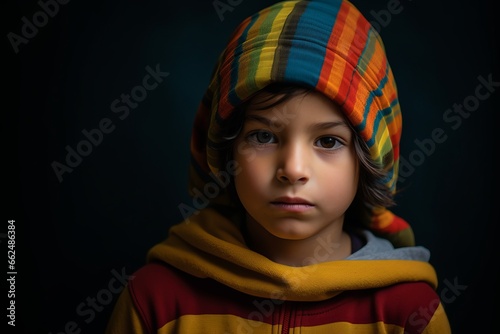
7, 0, 498, 333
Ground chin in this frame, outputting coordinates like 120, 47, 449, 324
265, 221, 316, 241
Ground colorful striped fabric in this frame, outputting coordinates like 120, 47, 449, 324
189, 0, 414, 247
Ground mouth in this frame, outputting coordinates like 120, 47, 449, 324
270, 197, 315, 212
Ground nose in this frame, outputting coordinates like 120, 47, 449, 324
276, 142, 310, 185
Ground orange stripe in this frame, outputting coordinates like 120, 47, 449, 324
340, 13, 369, 123
317, 2, 349, 94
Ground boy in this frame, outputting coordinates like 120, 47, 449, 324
106, 0, 452, 332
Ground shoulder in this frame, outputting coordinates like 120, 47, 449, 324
127, 261, 200, 303
337, 281, 447, 333
371, 281, 440, 309
381, 281, 450, 333
372, 282, 444, 330
128, 261, 186, 290
126, 262, 196, 331
343, 281, 440, 315
125, 261, 250, 331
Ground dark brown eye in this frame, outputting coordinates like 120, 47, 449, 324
256, 131, 273, 143
247, 130, 276, 144
315, 137, 342, 149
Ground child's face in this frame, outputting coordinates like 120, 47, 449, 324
233, 91, 359, 241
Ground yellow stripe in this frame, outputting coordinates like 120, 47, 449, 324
158, 314, 404, 334
104, 289, 147, 334
254, 2, 296, 87
235, 3, 297, 100
300, 321, 403, 333
375, 122, 391, 159
158, 314, 279, 334
423, 303, 452, 334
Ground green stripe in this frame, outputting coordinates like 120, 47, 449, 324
245, 3, 285, 93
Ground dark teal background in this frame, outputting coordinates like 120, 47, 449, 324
7, 0, 498, 333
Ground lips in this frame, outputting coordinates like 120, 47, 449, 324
270, 197, 315, 213
271, 197, 313, 205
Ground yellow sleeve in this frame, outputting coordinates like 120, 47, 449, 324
105, 287, 149, 334
422, 303, 452, 334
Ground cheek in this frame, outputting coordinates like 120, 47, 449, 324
320, 155, 359, 200
234, 156, 268, 198
233, 144, 268, 199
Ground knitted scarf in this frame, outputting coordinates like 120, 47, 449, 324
187, 0, 414, 247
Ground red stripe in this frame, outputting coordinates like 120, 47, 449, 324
297, 281, 439, 330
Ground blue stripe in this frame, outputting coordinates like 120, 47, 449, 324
384, 168, 395, 190
363, 97, 398, 148
283, 1, 341, 85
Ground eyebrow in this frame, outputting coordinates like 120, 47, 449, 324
244, 114, 351, 131
310, 120, 351, 131
244, 114, 273, 127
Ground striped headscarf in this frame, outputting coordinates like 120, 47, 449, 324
188, 0, 414, 247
